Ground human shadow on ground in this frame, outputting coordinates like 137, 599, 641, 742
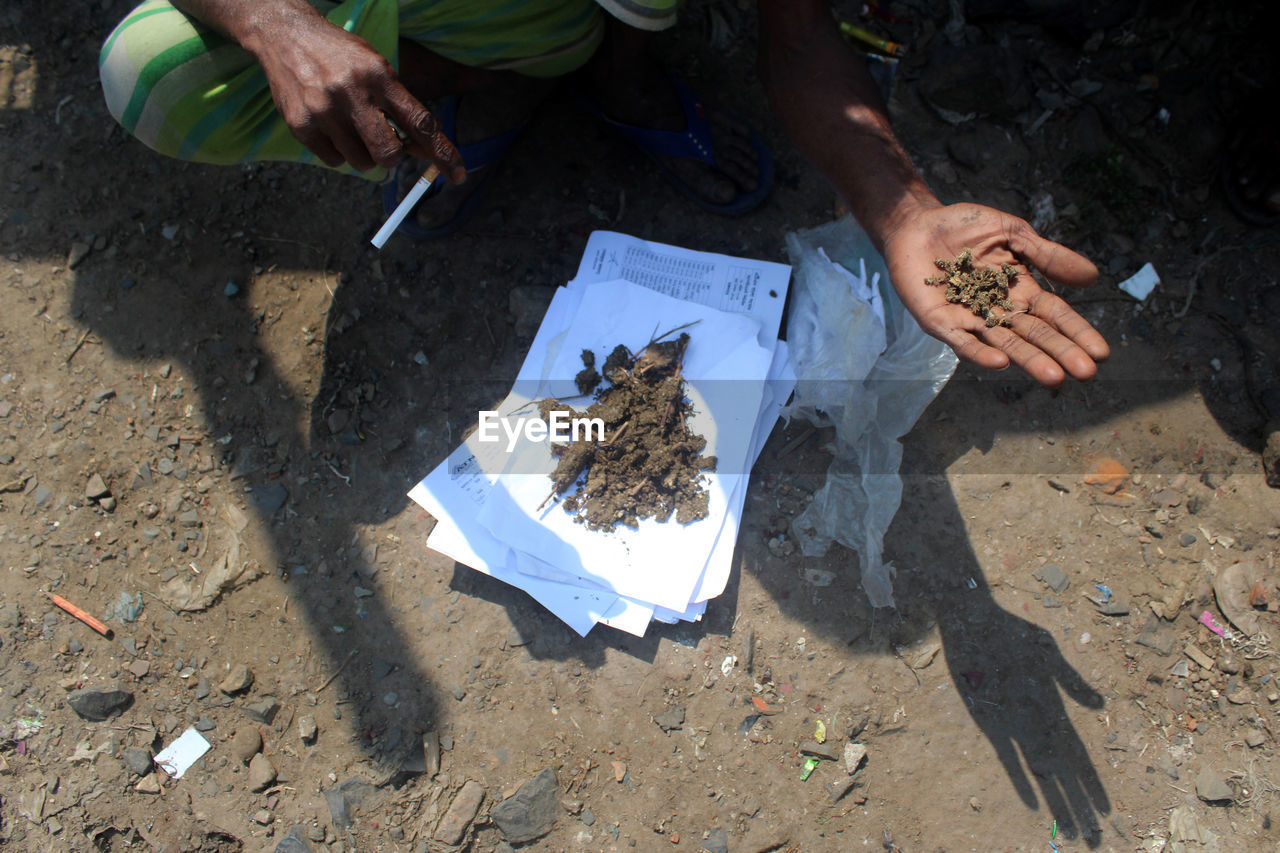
886, 459, 1112, 845
28, 2, 458, 781
63, 207, 450, 770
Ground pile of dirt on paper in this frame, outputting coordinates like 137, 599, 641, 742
538, 332, 715, 531
926, 248, 1019, 327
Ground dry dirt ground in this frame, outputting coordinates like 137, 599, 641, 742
3, 1, 1280, 851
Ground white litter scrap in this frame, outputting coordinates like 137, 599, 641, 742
1118, 262, 1160, 301
154, 728, 211, 778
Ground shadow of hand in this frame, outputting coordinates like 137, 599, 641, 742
940, 590, 1111, 846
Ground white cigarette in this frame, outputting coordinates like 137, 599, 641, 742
371, 164, 441, 249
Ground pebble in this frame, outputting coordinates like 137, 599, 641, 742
298, 715, 318, 744
253, 809, 272, 825
766, 536, 795, 558
243, 699, 280, 724
1098, 599, 1130, 616
1180, 532, 1197, 547
653, 706, 685, 732
799, 741, 840, 761
703, 828, 728, 853
491, 768, 559, 844
423, 731, 441, 777
67, 242, 91, 269
249, 483, 289, 516
135, 775, 162, 794
1195, 767, 1233, 802
218, 664, 254, 695
383, 692, 398, 707
1033, 564, 1070, 593
230, 727, 262, 763
248, 754, 277, 791
1246, 729, 1266, 749
825, 774, 859, 803
843, 743, 868, 774
121, 747, 153, 776
324, 778, 376, 829
194, 678, 211, 700
194, 716, 215, 732
67, 687, 133, 721
1136, 621, 1176, 656
434, 780, 486, 845
85, 473, 110, 500
326, 409, 351, 434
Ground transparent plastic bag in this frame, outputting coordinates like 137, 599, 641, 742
784, 216, 958, 608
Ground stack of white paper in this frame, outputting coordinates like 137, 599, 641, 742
409, 232, 794, 637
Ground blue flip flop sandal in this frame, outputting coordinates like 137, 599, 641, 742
576, 73, 773, 217
381, 95, 529, 240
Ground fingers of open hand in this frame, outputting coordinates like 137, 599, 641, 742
1004, 217, 1099, 289
924, 307, 1010, 371
982, 310, 1100, 386
1025, 289, 1110, 363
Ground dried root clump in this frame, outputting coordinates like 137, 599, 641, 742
925, 248, 1019, 327
540, 332, 715, 531
574, 349, 601, 396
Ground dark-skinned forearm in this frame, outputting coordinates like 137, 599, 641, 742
168, 0, 329, 59
758, 1, 939, 253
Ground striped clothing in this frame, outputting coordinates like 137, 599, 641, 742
99, 0, 677, 176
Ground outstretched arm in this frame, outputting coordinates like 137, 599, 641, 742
757, 1, 1109, 386
171, 0, 464, 178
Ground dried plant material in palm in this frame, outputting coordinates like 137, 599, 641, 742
925, 248, 1018, 327
539, 332, 716, 531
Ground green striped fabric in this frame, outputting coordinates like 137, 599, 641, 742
595, 0, 676, 31
99, 0, 678, 176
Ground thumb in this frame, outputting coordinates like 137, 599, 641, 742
1006, 219, 1099, 289
1055, 655, 1105, 710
